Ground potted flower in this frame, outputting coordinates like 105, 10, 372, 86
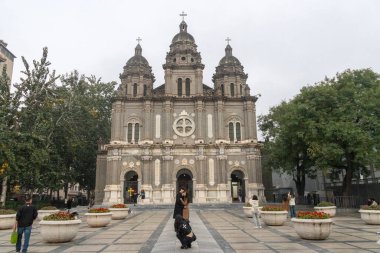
39, 211, 81, 242
243, 202, 253, 218
85, 207, 112, 227
260, 206, 288, 226
314, 201, 336, 217
109, 203, 129, 220
0, 209, 16, 230
359, 205, 380, 225
38, 206, 59, 221
292, 211, 332, 240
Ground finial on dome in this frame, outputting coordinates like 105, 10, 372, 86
179, 11, 187, 21
225, 44, 232, 57
225, 37, 231, 45
135, 43, 142, 56
179, 11, 188, 33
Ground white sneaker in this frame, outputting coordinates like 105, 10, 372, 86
259, 226, 262, 228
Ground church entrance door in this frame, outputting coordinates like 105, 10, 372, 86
231, 170, 245, 203
124, 171, 138, 204
176, 169, 193, 203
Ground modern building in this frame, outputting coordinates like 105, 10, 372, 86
95, 17, 263, 205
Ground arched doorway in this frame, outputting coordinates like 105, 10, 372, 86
176, 168, 193, 203
124, 171, 138, 204
231, 170, 245, 203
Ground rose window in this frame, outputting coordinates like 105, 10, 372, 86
173, 116, 195, 137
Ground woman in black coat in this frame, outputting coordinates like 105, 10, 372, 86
173, 187, 185, 218
174, 214, 196, 249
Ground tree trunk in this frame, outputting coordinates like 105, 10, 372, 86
0, 177, 8, 207
342, 167, 353, 196
294, 165, 306, 197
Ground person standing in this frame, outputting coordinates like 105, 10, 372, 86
173, 187, 185, 218
14, 195, 38, 253
249, 195, 261, 228
66, 197, 73, 212
288, 192, 296, 218
181, 190, 190, 220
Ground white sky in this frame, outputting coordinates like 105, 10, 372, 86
2, 0, 380, 140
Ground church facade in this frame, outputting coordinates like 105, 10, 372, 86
95, 19, 263, 205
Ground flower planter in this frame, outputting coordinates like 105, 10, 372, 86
243, 206, 253, 218
0, 214, 16, 230
85, 212, 112, 227
37, 210, 60, 221
314, 206, 336, 217
109, 208, 129, 220
260, 211, 288, 226
39, 219, 81, 242
359, 209, 380, 225
292, 218, 333, 240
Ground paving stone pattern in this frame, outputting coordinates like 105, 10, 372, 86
1, 208, 380, 252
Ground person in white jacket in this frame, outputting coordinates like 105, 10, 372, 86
249, 195, 262, 228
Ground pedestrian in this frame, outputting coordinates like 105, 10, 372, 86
174, 214, 196, 249
181, 189, 190, 220
288, 192, 296, 218
173, 187, 185, 218
249, 195, 262, 228
13, 195, 38, 253
282, 194, 290, 212
238, 188, 243, 202
66, 197, 73, 212
370, 198, 378, 207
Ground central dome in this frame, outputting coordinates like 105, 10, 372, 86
218, 44, 241, 66
171, 21, 195, 44
125, 44, 149, 67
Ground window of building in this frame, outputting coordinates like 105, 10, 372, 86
143, 85, 147, 96
178, 78, 182, 96
134, 123, 140, 142
185, 78, 190, 96
230, 83, 235, 97
127, 122, 140, 143
221, 84, 224, 96
229, 122, 234, 141
240, 84, 243, 95
236, 122, 241, 141
127, 123, 133, 142
133, 83, 137, 97
228, 121, 242, 142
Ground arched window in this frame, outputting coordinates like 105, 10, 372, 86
185, 78, 190, 96
221, 84, 224, 96
143, 85, 147, 96
230, 83, 235, 97
236, 122, 241, 141
127, 123, 133, 143
178, 78, 182, 96
134, 123, 140, 142
126, 122, 140, 143
240, 84, 243, 95
229, 122, 234, 141
133, 83, 137, 97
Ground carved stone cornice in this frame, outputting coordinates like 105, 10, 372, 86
195, 155, 206, 161
216, 155, 228, 160
107, 156, 122, 162
247, 154, 259, 160
141, 155, 152, 161
162, 155, 173, 161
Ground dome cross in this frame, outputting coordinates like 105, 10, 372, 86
136, 37, 142, 44
180, 11, 187, 21
225, 37, 231, 45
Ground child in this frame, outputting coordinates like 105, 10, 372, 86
174, 214, 196, 249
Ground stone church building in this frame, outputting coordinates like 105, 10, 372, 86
95, 18, 263, 205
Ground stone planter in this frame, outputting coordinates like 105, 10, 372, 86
243, 206, 253, 218
0, 214, 16, 230
314, 206, 336, 217
260, 211, 288, 226
39, 219, 81, 242
359, 209, 380, 225
292, 218, 333, 240
38, 210, 60, 221
85, 212, 112, 227
109, 208, 129, 220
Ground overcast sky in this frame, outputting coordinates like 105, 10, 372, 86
2, 0, 380, 140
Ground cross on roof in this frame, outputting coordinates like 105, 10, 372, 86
136, 37, 142, 44
225, 37, 231, 45
180, 11, 187, 21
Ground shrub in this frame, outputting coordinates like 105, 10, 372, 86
0, 209, 16, 215
111, 204, 127, 208
244, 202, 252, 207
40, 206, 58, 210
88, 207, 110, 213
43, 211, 74, 221
297, 211, 330, 219
261, 206, 286, 211
316, 201, 335, 207
361, 205, 380, 210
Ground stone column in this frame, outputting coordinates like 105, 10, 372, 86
195, 100, 205, 140
161, 154, 173, 203
114, 102, 123, 141
163, 100, 172, 140
103, 153, 122, 205
195, 154, 207, 203
246, 101, 255, 139
143, 101, 152, 140
217, 154, 228, 202
216, 100, 224, 139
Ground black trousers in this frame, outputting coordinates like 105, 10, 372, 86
176, 233, 196, 246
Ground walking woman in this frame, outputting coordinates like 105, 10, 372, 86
249, 195, 262, 228
181, 189, 190, 220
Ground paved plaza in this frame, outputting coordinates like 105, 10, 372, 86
1, 206, 380, 253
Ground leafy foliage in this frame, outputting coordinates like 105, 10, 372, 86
316, 201, 335, 207
88, 207, 110, 213
361, 205, 380, 210
43, 211, 74, 221
0, 209, 16, 215
111, 204, 127, 208
261, 206, 286, 211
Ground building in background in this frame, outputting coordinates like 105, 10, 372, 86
0, 40, 16, 83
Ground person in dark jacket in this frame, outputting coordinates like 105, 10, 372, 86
66, 197, 73, 212
174, 214, 196, 249
173, 187, 185, 218
14, 195, 38, 253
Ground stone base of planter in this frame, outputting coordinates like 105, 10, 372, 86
243, 207, 253, 218
109, 208, 129, 220
38, 210, 60, 221
0, 214, 16, 230
39, 219, 81, 243
314, 206, 336, 217
260, 211, 288, 226
359, 210, 380, 225
292, 218, 333, 240
85, 212, 112, 227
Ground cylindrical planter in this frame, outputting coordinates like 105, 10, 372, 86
243, 206, 253, 218
314, 206, 336, 217
292, 218, 333, 240
85, 212, 112, 227
260, 211, 288, 226
0, 214, 16, 230
38, 210, 60, 221
359, 209, 380, 225
109, 208, 129, 220
39, 219, 81, 243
